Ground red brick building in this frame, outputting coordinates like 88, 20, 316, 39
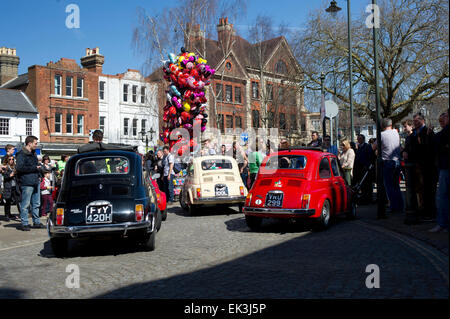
149, 18, 312, 145
1, 48, 103, 154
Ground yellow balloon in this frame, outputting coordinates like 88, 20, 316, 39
183, 102, 191, 112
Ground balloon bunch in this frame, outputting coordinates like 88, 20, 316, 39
160, 47, 215, 155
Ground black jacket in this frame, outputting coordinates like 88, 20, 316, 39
15, 147, 40, 186
2, 166, 18, 199
435, 125, 449, 170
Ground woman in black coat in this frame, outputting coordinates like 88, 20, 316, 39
2, 155, 20, 221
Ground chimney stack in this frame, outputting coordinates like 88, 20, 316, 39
80, 47, 104, 74
217, 17, 235, 52
0, 47, 20, 86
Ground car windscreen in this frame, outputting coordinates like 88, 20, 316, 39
75, 156, 130, 176
264, 155, 307, 170
201, 159, 233, 170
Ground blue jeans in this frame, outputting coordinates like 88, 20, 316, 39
20, 185, 41, 226
436, 169, 449, 229
164, 174, 175, 202
241, 172, 248, 189
383, 160, 404, 212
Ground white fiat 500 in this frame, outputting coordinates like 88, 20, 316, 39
179, 155, 248, 215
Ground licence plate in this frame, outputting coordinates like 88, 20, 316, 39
215, 185, 228, 197
265, 193, 284, 208
86, 204, 113, 224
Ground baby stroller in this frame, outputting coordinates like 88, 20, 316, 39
351, 163, 374, 205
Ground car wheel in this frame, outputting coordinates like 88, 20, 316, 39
50, 237, 69, 257
143, 231, 156, 251
179, 190, 188, 211
155, 210, 162, 232
346, 202, 357, 220
187, 203, 197, 216
161, 209, 167, 221
315, 199, 331, 231
245, 215, 262, 231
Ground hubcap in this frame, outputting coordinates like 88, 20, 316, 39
322, 202, 330, 224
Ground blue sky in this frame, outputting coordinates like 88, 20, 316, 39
0, 0, 369, 76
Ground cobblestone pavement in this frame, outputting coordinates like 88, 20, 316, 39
0, 204, 448, 299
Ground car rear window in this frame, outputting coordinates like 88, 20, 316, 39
75, 156, 129, 176
201, 159, 233, 170
264, 155, 307, 170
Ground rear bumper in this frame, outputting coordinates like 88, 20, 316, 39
48, 216, 154, 238
193, 196, 246, 205
243, 207, 315, 217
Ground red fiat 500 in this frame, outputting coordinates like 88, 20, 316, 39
243, 147, 356, 231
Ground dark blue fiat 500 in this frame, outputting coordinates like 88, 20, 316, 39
47, 147, 161, 257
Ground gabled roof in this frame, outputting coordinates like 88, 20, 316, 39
0, 88, 38, 114
0, 73, 29, 89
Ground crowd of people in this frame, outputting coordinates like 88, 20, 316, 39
2, 111, 448, 234
0, 136, 67, 231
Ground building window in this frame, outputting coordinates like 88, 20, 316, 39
235, 116, 242, 128
132, 85, 138, 103
123, 118, 129, 136
217, 114, 224, 133
278, 86, 284, 102
252, 110, 260, 128
141, 119, 146, 132
355, 125, 361, 135
235, 87, 241, 104
132, 119, 138, 136
66, 76, 73, 96
123, 84, 129, 102
275, 60, 287, 74
368, 125, 374, 136
0, 118, 9, 135
77, 115, 84, 135
54, 75, 62, 96
99, 81, 105, 100
279, 113, 286, 130
291, 114, 297, 130
252, 82, 259, 99
26, 119, 33, 136
216, 83, 223, 101
55, 113, 62, 133
99, 116, 106, 133
268, 111, 275, 128
226, 115, 233, 129
76, 78, 84, 97
66, 113, 73, 134
266, 84, 273, 101
225, 85, 232, 102
141, 87, 146, 104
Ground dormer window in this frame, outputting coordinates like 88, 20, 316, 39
275, 60, 287, 74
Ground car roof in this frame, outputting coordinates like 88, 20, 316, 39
269, 147, 335, 159
69, 150, 141, 162
192, 155, 237, 163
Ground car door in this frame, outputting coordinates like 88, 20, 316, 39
330, 156, 346, 213
317, 157, 334, 212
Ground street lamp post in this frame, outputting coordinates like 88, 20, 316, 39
326, 0, 354, 143
371, 0, 386, 219
320, 72, 326, 139
140, 127, 156, 153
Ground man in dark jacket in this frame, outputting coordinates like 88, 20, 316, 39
15, 135, 44, 231
353, 134, 375, 204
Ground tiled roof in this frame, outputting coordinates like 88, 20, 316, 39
0, 73, 29, 89
0, 88, 38, 114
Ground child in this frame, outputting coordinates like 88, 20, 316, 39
40, 169, 54, 217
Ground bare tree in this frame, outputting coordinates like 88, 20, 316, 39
293, 0, 449, 124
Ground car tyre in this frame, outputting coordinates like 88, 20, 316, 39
314, 199, 331, 231
179, 190, 188, 211
238, 203, 244, 214
155, 209, 162, 231
161, 209, 167, 221
346, 202, 357, 220
143, 231, 156, 251
50, 237, 69, 257
245, 215, 262, 231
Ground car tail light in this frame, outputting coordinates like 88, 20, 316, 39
135, 204, 144, 222
240, 186, 245, 196
196, 188, 201, 198
301, 194, 311, 209
246, 193, 252, 205
56, 208, 64, 226
156, 193, 161, 201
